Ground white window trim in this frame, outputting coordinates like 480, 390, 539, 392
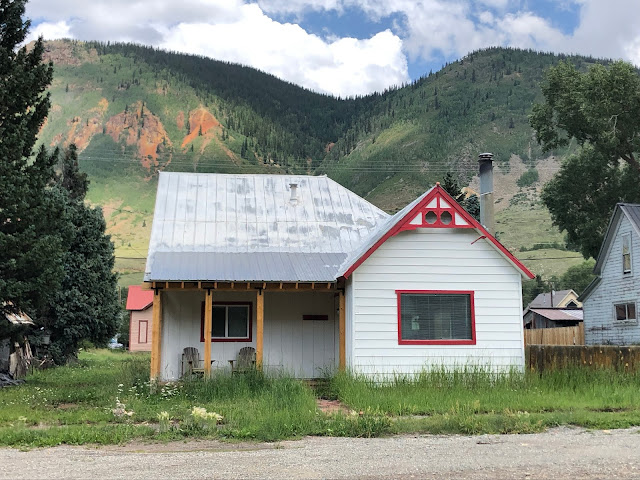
612, 301, 637, 326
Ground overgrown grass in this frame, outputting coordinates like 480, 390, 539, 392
327, 367, 640, 434
2, 351, 640, 448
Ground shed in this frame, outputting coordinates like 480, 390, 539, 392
126, 286, 154, 352
144, 172, 533, 380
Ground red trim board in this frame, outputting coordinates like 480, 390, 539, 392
341, 185, 534, 279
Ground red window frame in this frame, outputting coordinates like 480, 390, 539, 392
396, 290, 476, 345
200, 301, 253, 342
138, 320, 148, 344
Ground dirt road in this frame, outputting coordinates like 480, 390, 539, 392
1, 427, 639, 479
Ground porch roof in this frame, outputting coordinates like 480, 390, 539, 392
148, 251, 346, 282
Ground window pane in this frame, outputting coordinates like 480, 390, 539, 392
623, 253, 631, 272
227, 306, 249, 338
212, 306, 226, 337
628, 303, 636, 320
615, 304, 627, 321
400, 294, 471, 341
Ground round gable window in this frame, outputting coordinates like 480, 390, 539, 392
440, 211, 453, 225
425, 210, 438, 224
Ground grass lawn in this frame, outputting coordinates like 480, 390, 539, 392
1, 350, 640, 448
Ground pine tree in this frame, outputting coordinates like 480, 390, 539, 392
45, 145, 120, 364
0, 0, 64, 318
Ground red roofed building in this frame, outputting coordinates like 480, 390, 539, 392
126, 286, 154, 352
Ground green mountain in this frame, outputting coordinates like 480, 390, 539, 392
39, 40, 602, 286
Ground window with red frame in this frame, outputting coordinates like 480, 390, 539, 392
201, 302, 252, 341
397, 291, 475, 344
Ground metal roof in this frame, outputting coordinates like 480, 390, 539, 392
126, 285, 154, 311
529, 290, 576, 308
529, 308, 584, 322
145, 173, 388, 282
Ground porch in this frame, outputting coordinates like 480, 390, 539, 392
147, 282, 346, 381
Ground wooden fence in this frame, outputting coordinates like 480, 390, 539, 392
524, 324, 584, 346
526, 345, 640, 372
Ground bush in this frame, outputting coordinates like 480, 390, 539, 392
517, 168, 539, 187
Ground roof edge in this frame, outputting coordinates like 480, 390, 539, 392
339, 184, 534, 280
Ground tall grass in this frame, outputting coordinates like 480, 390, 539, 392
2, 351, 640, 447
330, 366, 640, 416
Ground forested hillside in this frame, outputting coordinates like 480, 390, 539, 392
38, 40, 607, 285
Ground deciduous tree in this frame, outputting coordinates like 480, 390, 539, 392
531, 61, 640, 258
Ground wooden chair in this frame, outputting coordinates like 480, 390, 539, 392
181, 347, 213, 377
228, 347, 256, 373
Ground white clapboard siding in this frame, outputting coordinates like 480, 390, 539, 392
349, 227, 524, 378
584, 215, 640, 345
160, 290, 337, 381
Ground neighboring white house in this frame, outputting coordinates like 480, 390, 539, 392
144, 172, 533, 381
580, 203, 640, 345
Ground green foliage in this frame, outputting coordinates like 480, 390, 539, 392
516, 168, 539, 187
522, 275, 551, 308
556, 259, 597, 295
0, 0, 63, 318
532, 61, 640, 258
43, 145, 120, 364
541, 146, 640, 259
531, 61, 640, 169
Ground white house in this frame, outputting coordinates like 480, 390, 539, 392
144, 170, 533, 381
580, 204, 640, 345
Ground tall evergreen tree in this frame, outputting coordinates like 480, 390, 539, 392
45, 145, 120, 364
0, 0, 63, 318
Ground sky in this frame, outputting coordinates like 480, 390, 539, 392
24, 0, 640, 98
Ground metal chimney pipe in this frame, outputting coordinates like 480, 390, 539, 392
478, 153, 495, 235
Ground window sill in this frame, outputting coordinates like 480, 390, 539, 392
399, 339, 476, 345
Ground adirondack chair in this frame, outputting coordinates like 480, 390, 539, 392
181, 347, 207, 377
228, 347, 256, 373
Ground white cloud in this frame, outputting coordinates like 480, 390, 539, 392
22, 0, 640, 97
25, 20, 72, 44
160, 5, 408, 96
24, 0, 409, 97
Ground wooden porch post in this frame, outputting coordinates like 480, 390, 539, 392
339, 290, 346, 370
256, 289, 264, 369
204, 289, 213, 376
150, 289, 163, 380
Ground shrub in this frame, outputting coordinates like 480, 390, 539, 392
517, 168, 539, 187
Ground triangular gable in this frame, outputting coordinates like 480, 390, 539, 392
340, 184, 534, 279
593, 203, 640, 276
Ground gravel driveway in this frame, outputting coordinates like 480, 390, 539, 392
1, 427, 639, 479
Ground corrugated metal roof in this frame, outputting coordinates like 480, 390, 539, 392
3, 305, 34, 325
530, 308, 584, 321
126, 285, 154, 311
145, 173, 388, 282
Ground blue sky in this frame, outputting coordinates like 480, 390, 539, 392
25, 0, 640, 97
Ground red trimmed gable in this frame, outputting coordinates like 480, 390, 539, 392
341, 184, 534, 279
126, 285, 154, 311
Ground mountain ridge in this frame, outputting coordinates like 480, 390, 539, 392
37, 40, 600, 285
